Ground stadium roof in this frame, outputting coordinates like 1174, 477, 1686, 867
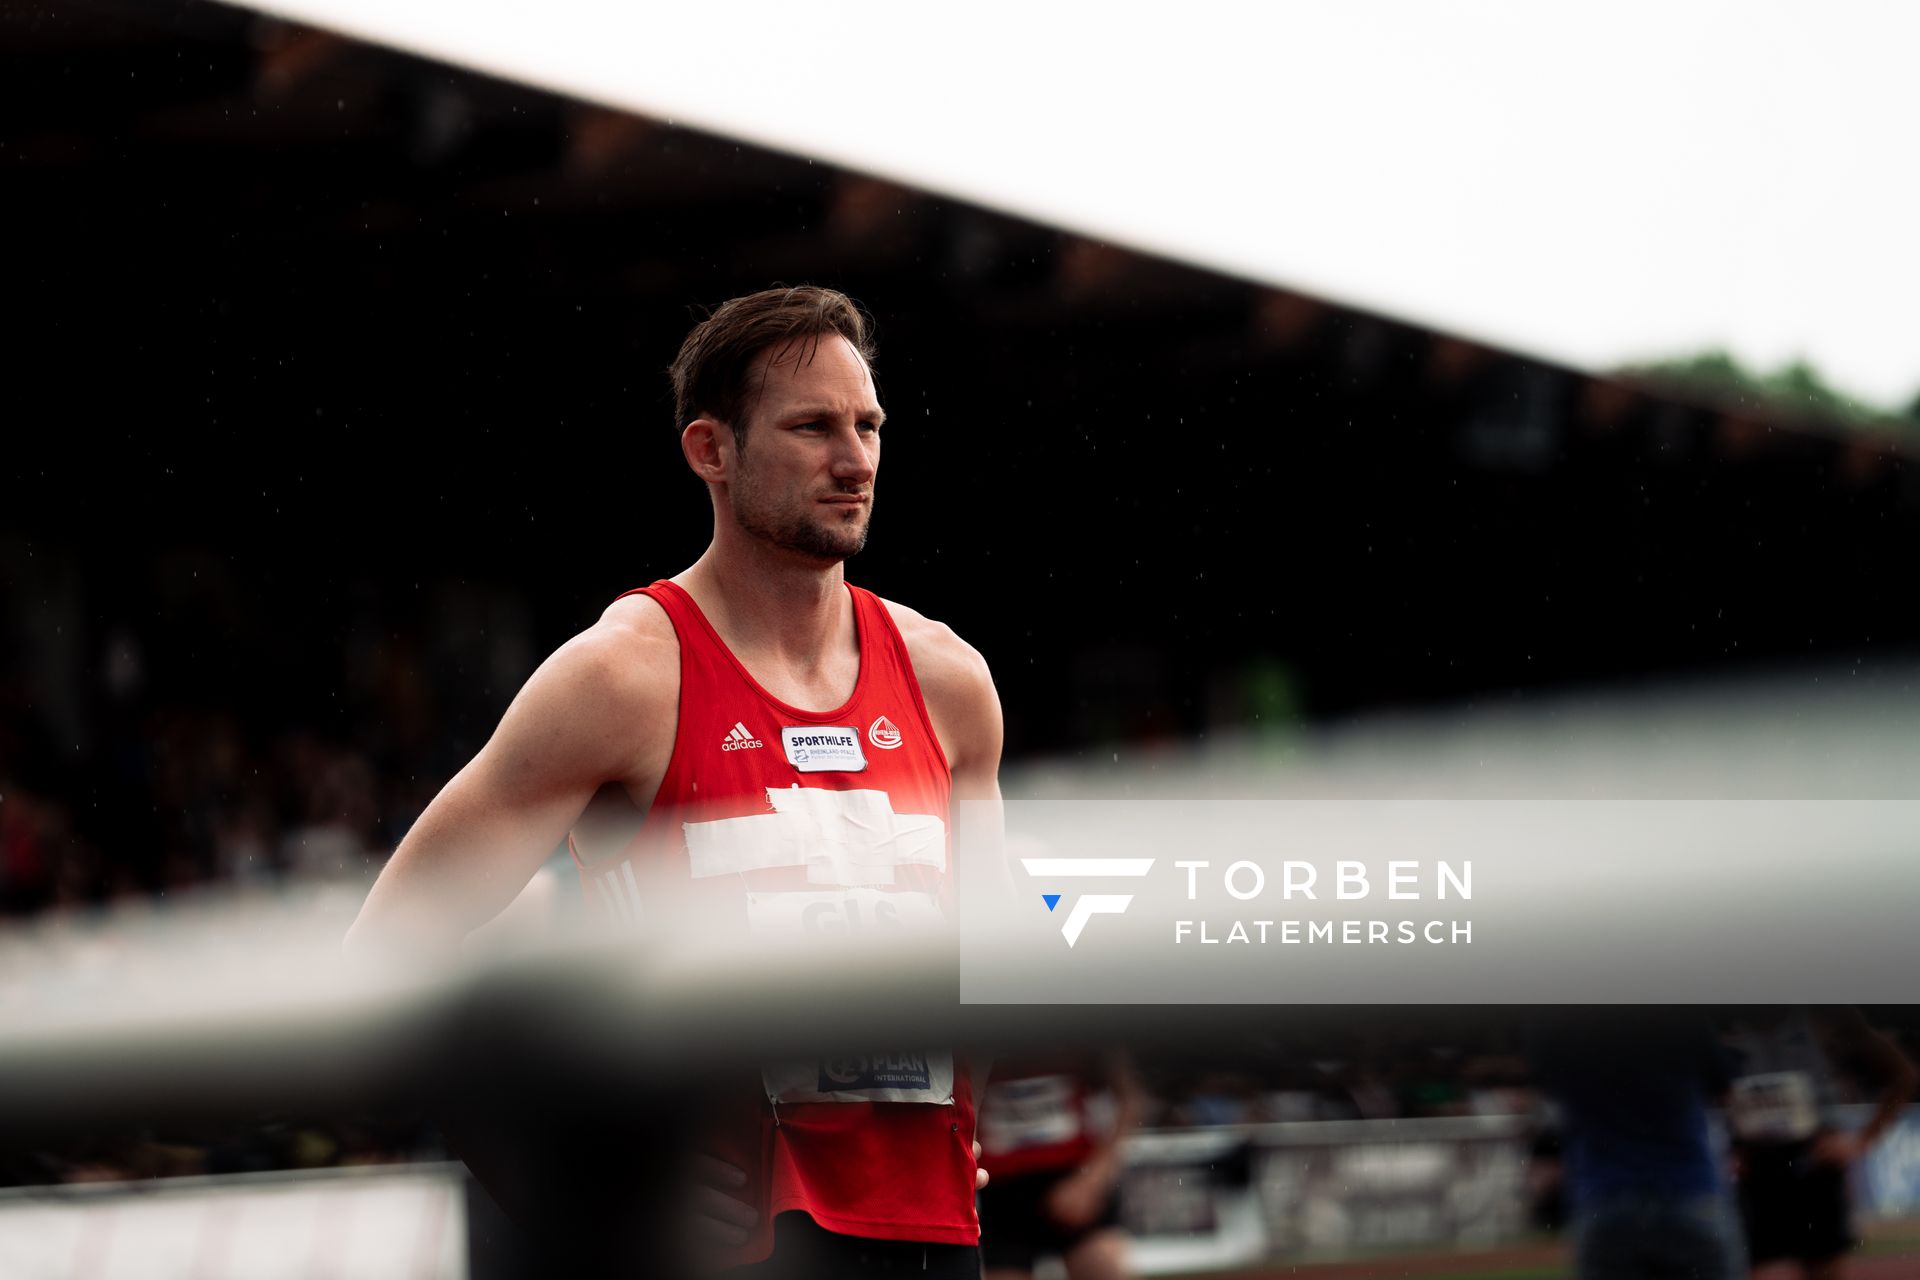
237, 0, 1920, 411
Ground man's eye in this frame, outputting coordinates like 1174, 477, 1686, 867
858, 420, 880, 434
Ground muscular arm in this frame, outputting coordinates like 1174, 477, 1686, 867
346, 598, 676, 958
1820, 1006, 1919, 1152
1070, 1051, 1145, 1191
885, 600, 1010, 909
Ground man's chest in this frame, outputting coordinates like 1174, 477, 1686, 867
568, 704, 949, 876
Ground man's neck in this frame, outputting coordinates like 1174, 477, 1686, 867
676, 538, 853, 671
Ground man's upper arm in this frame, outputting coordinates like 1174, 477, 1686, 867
347, 601, 675, 956
885, 600, 1002, 791
885, 600, 1008, 903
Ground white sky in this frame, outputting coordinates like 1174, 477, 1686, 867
248, 0, 1920, 409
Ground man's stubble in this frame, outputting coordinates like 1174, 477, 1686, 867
730, 451, 872, 564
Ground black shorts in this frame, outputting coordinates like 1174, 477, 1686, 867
726, 1212, 982, 1280
1736, 1139, 1856, 1266
978, 1171, 1121, 1272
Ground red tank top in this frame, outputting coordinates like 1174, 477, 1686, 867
573, 579, 978, 1259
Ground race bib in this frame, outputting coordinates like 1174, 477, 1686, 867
747, 888, 955, 1106
762, 1051, 956, 1106
684, 787, 946, 886
1728, 1071, 1820, 1142
980, 1074, 1084, 1154
744, 887, 947, 937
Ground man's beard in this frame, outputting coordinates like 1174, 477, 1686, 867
731, 471, 872, 563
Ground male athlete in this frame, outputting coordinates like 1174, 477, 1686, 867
978, 1053, 1142, 1280
1725, 1007, 1916, 1280
348, 285, 1004, 1276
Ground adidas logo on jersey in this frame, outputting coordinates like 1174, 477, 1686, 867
721, 721, 764, 752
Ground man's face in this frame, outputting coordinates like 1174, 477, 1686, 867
727, 333, 883, 563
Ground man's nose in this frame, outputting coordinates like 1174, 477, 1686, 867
830, 427, 876, 484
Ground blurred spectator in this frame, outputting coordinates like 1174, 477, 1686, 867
1724, 1007, 1918, 1280
1531, 1013, 1744, 1280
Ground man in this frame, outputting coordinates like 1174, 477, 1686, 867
348, 285, 1003, 1276
977, 1052, 1141, 1280
1530, 1012, 1746, 1280
1725, 1007, 1917, 1280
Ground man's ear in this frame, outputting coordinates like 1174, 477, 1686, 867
681, 417, 731, 483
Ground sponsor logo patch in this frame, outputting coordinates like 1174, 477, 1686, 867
818, 1053, 933, 1092
781, 725, 867, 773
761, 1050, 955, 1106
721, 721, 763, 752
868, 715, 903, 750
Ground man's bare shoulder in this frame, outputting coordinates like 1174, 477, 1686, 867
880, 598, 1000, 770
880, 597, 1003, 782
596, 589, 679, 652
584, 589, 678, 681
521, 592, 678, 728
879, 597, 992, 694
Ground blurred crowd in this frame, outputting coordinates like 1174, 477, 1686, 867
0, 555, 522, 1187
0, 1111, 440, 1192
0, 713, 401, 915
1141, 1030, 1534, 1129
0, 541, 532, 917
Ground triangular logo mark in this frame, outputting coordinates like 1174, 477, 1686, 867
1042, 894, 1061, 912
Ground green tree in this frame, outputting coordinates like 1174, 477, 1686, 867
1620, 350, 1913, 436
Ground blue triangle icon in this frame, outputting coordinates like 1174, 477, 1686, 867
1042, 894, 1061, 912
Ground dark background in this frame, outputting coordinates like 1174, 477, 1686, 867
4, 0, 1918, 907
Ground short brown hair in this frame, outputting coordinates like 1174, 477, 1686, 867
668, 285, 876, 445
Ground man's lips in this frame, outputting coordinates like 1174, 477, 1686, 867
818, 494, 869, 506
